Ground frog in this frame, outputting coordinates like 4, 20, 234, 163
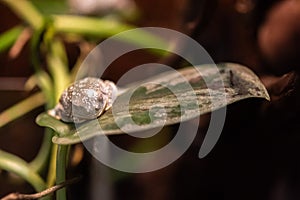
48, 77, 117, 123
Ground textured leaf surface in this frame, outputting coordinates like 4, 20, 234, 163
36, 63, 270, 144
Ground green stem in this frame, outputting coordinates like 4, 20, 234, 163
56, 145, 69, 200
36, 71, 55, 109
52, 15, 132, 38
30, 23, 55, 108
0, 92, 45, 128
46, 39, 70, 102
46, 144, 57, 187
1, 0, 44, 30
0, 25, 24, 53
52, 15, 169, 55
0, 150, 50, 200
29, 128, 53, 173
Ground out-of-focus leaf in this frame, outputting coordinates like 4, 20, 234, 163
0, 26, 23, 53
52, 15, 168, 51
46, 39, 70, 102
34, 71, 55, 109
31, 0, 69, 15
36, 63, 270, 145
52, 15, 132, 37
29, 128, 53, 174
0, 150, 48, 198
2, 0, 44, 30
0, 92, 45, 128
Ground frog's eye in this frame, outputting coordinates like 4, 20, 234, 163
48, 77, 118, 123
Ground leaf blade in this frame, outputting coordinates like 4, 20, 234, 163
0, 25, 24, 53
36, 63, 270, 144
0, 92, 45, 128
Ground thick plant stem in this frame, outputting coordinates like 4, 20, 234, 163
0, 150, 50, 200
56, 145, 69, 200
46, 144, 57, 187
29, 128, 53, 173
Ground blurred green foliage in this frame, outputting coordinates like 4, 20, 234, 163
0, 0, 149, 199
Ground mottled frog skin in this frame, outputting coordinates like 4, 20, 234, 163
49, 77, 117, 123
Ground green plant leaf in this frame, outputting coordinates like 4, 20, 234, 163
36, 63, 270, 145
46, 39, 71, 102
52, 15, 168, 52
31, 0, 69, 15
2, 0, 44, 30
0, 150, 49, 200
0, 25, 24, 53
0, 92, 45, 128
52, 15, 133, 37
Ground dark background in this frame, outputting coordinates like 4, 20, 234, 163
1, 0, 300, 199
